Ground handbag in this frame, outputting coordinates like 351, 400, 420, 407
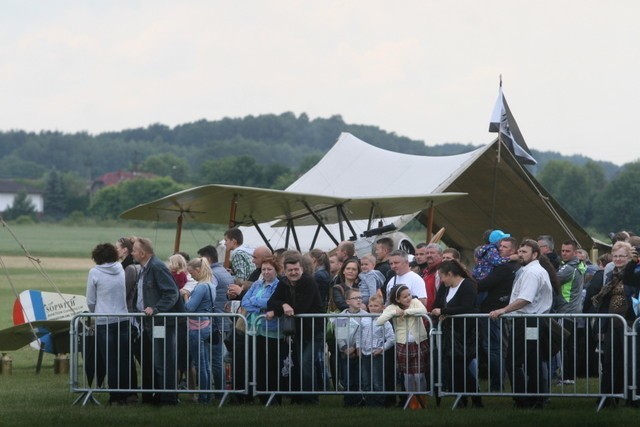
203, 282, 220, 345
280, 316, 296, 337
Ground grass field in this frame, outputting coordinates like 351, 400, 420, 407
0, 223, 226, 259
0, 224, 636, 425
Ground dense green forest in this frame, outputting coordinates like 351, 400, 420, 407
1, 112, 638, 234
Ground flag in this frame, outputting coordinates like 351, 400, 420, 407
489, 87, 537, 165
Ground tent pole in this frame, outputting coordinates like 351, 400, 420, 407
173, 213, 183, 254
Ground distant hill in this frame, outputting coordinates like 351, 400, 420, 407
0, 112, 620, 181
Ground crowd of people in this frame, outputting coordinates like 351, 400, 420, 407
84, 227, 640, 409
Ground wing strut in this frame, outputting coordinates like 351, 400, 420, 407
426, 202, 435, 242
336, 206, 344, 241
366, 204, 375, 231
224, 194, 239, 270
310, 225, 322, 250
287, 219, 301, 252
251, 218, 274, 252
338, 204, 357, 240
301, 201, 339, 247
173, 213, 184, 254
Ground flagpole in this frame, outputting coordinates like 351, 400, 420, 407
490, 75, 503, 228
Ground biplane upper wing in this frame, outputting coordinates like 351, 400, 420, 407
119, 184, 467, 227
0, 320, 71, 351
119, 184, 350, 225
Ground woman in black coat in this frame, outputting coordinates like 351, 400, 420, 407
432, 260, 482, 408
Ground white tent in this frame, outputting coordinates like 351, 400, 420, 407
284, 132, 593, 253
120, 131, 594, 255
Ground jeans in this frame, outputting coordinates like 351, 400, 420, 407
95, 320, 131, 403
189, 327, 211, 402
210, 340, 225, 394
292, 334, 324, 403
506, 318, 545, 407
361, 353, 385, 406
141, 317, 177, 404
480, 317, 509, 391
339, 351, 362, 406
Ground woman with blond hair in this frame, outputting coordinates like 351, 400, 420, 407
591, 241, 639, 406
180, 257, 218, 404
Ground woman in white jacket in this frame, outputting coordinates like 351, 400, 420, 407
86, 242, 130, 405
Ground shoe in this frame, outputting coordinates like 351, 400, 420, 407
562, 379, 575, 385
471, 397, 484, 408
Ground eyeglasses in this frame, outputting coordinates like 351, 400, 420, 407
347, 296, 362, 300
613, 255, 629, 259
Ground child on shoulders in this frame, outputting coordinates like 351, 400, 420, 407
472, 229, 514, 281
358, 254, 386, 305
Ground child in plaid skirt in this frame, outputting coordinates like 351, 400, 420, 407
376, 285, 429, 396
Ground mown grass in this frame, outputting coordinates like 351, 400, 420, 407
0, 224, 638, 425
1, 368, 638, 427
0, 223, 225, 259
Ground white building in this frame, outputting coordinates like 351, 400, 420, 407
0, 179, 44, 213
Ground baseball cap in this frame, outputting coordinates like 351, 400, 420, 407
489, 230, 510, 244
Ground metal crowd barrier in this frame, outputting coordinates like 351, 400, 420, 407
69, 312, 248, 407
630, 317, 640, 403
250, 313, 435, 408
69, 311, 635, 411
434, 313, 629, 411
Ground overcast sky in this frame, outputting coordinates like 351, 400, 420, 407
1, 1, 638, 165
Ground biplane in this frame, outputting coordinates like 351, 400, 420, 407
119, 183, 466, 254
0, 290, 87, 371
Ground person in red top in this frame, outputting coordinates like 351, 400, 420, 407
422, 243, 443, 312
168, 253, 188, 289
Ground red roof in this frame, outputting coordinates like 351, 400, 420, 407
93, 170, 156, 187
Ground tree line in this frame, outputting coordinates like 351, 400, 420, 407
1, 112, 636, 234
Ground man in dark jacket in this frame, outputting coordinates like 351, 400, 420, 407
477, 236, 520, 391
132, 237, 183, 405
267, 253, 323, 404
538, 235, 560, 270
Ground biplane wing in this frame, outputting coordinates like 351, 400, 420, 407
119, 184, 349, 225
120, 183, 465, 226
5, 290, 88, 353
0, 320, 71, 351
120, 183, 466, 251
